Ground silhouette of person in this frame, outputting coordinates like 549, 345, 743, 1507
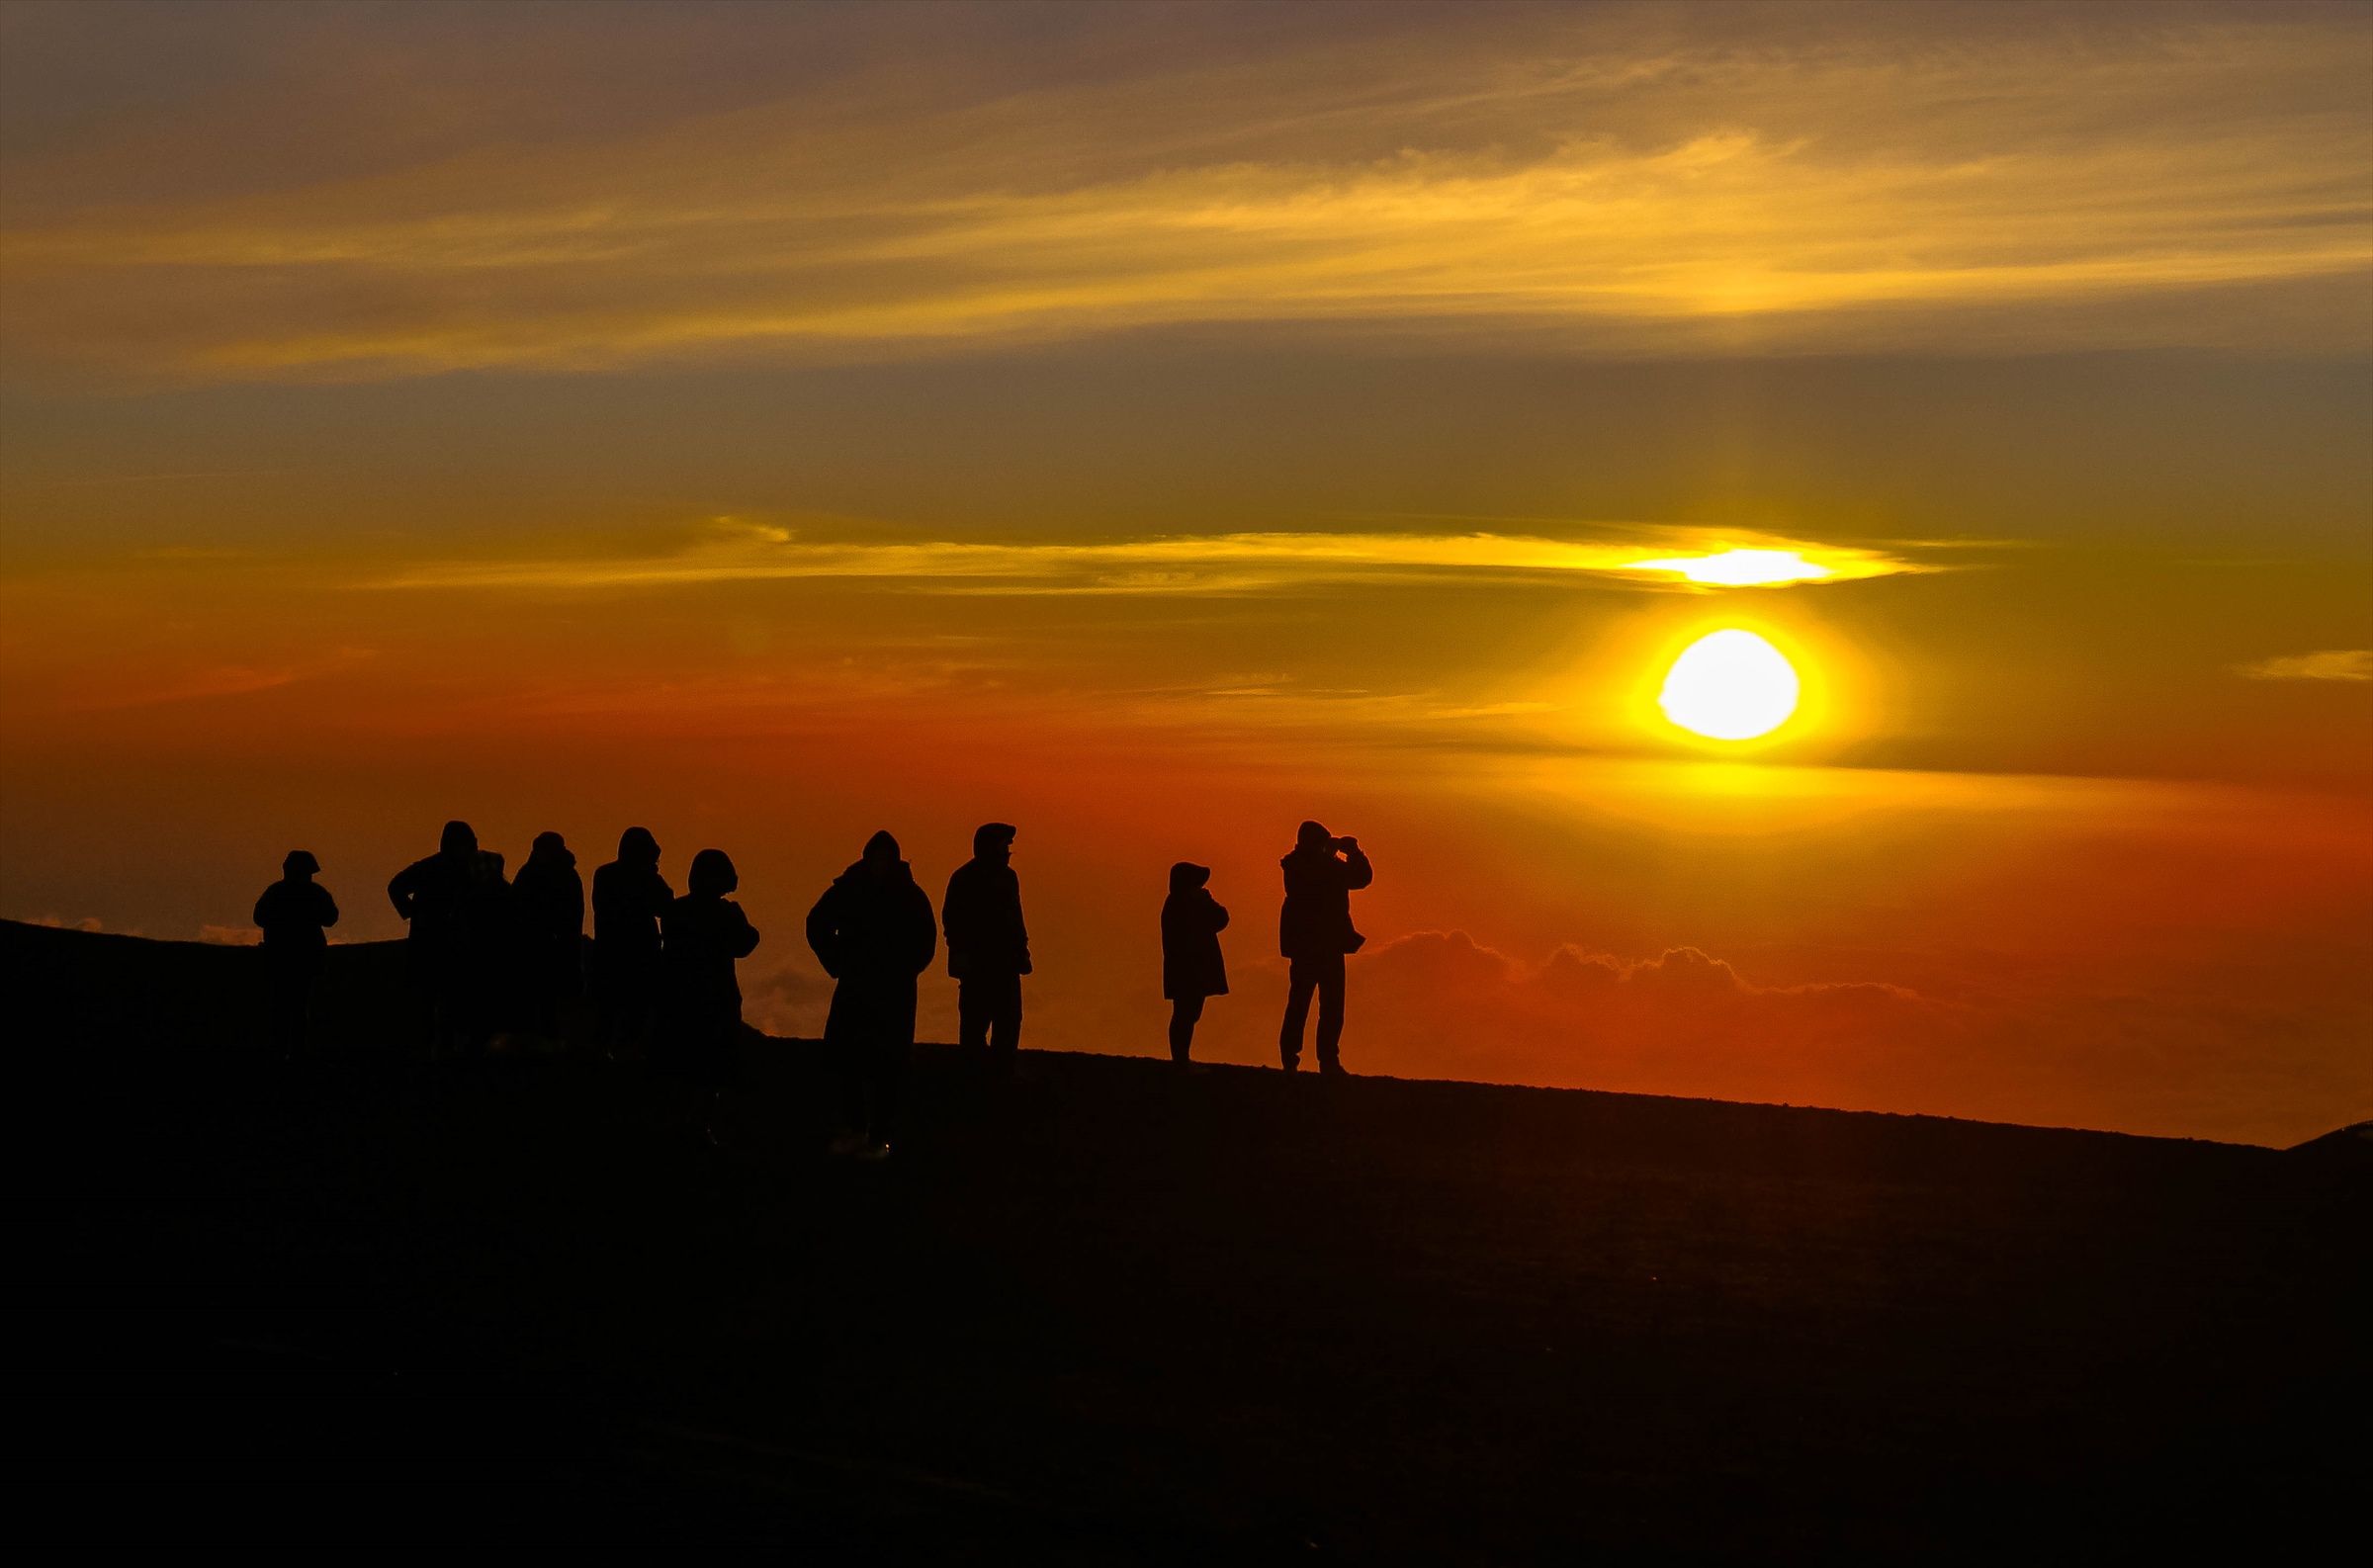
388, 820, 479, 1054
451, 848, 523, 1050
592, 828, 672, 1059
942, 822, 1030, 1078
254, 850, 338, 1059
1161, 862, 1228, 1067
1277, 821, 1371, 1075
807, 830, 936, 1160
513, 830, 584, 1039
660, 848, 760, 1143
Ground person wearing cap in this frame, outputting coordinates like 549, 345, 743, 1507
254, 850, 339, 1058
660, 848, 760, 1144
806, 830, 938, 1160
388, 820, 479, 1055
591, 827, 672, 1059
1161, 862, 1228, 1068
1276, 820, 1372, 1075
941, 822, 1031, 1079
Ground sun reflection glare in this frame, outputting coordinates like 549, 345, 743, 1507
1659, 630, 1801, 740
1624, 550, 1834, 586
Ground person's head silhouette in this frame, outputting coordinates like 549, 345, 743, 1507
1170, 861, 1209, 892
618, 827, 659, 865
441, 820, 479, 858
863, 830, 901, 877
974, 823, 1016, 865
689, 848, 738, 898
1296, 820, 1331, 850
284, 850, 319, 880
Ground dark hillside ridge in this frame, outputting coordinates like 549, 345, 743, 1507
0, 916, 2309, 1172
13, 916, 2367, 1558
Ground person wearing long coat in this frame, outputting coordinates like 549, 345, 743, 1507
806, 829, 937, 1159
512, 830, 584, 1038
942, 822, 1031, 1077
1276, 820, 1372, 1075
659, 848, 760, 1120
591, 827, 672, 1057
1161, 862, 1228, 1066
254, 850, 339, 1058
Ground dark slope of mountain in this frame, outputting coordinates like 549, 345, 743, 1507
11, 918, 2366, 1559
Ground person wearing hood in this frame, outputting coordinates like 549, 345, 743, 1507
254, 850, 339, 1058
942, 822, 1030, 1078
1161, 862, 1228, 1068
388, 820, 478, 1052
660, 848, 760, 1141
806, 829, 937, 1160
513, 830, 584, 1039
592, 827, 672, 1058
1276, 820, 1371, 1076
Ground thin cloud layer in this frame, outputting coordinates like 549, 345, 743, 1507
3, 6, 2365, 380
367, 521, 1921, 595
2238, 650, 2373, 682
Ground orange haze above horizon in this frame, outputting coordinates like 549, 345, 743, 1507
2, 1, 2368, 1145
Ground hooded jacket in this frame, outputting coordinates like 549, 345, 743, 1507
1277, 841, 1372, 959
942, 857, 1031, 979
388, 849, 473, 961
1161, 864, 1229, 1000
514, 836, 584, 954
662, 893, 760, 1022
806, 856, 938, 989
592, 858, 672, 954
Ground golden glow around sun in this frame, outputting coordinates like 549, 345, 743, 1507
1623, 549, 1834, 586
1659, 630, 1802, 740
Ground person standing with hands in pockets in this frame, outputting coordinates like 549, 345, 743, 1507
942, 822, 1031, 1081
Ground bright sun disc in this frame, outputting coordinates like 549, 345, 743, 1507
1658, 630, 1801, 740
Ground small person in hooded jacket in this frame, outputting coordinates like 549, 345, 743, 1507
512, 830, 584, 1038
1276, 820, 1371, 1075
388, 820, 478, 1052
660, 848, 760, 1108
942, 822, 1030, 1077
1161, 862, 1228, 1067
807, 830, 937, 1159
591, 827, 672, 1057
254, 850, 338, 1057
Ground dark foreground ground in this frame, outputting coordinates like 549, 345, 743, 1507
12, 919, 2366, 1560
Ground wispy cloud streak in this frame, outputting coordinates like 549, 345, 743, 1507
2237, 650, 2373, 682
366, 524, 1921, 595
3, 9, 2365, 380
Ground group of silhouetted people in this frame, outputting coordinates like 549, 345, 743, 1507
252, 815, 1376, 1158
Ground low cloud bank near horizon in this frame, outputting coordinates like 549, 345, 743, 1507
736, 926, 2373, 1148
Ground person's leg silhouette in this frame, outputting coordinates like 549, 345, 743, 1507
1280, 958, 1320, 1070
959, 973, 1022, 1078
1170, 995, 1204, 1063
1312, 955, 1347, 1073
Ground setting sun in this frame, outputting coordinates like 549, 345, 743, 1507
1658, 631, 1802, 740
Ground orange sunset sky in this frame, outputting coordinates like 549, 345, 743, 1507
2, 0, 2367, 1144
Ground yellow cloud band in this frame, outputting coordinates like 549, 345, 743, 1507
367, 525, 1920, 594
